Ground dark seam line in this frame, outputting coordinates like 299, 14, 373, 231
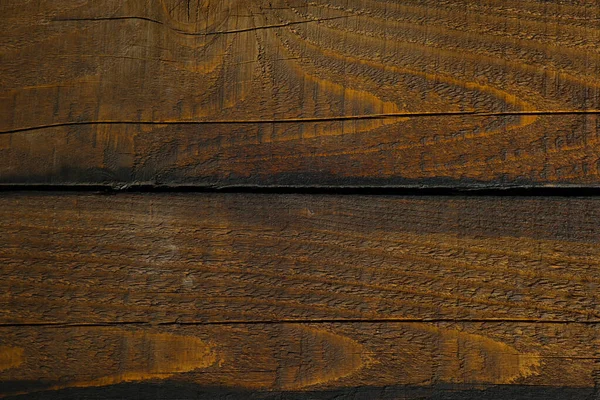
52, 16, 166, 25
1, 185, 600, 196
3, 110, 600, 136
50, 15, 350, 36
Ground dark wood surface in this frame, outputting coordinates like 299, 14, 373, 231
2, 0, 600, 187
1, 193, 598, 398
3, 1, 600, 398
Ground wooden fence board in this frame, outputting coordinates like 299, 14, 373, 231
1, 193, 598, 397
2, 1, 600, 187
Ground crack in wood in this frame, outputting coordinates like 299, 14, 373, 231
50, 15, 351, 36
3, 109, 600, 136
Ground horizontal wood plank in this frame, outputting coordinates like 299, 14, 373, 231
0, 193, 598, 397
2, 0, 600, 187
0, 322, 598, 398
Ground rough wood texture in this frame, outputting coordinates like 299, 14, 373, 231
2, 0, 600, 187
1, 193, 598, 398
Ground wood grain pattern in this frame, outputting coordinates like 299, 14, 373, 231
2, 0, 600, 187
1, 193, 598, 397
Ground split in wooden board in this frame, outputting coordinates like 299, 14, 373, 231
2, 0, 600, 187
0, 193, 598, 397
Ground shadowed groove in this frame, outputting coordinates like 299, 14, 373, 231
2, 110, 600, 136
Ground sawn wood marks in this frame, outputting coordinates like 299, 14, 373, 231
2, 0, 600, 186
0, 193, 599, 397
2, 194, 599, 324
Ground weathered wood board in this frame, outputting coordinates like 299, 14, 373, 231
2, 0, 600, 187
1, 193, 598, 398
3, 0, 600, 398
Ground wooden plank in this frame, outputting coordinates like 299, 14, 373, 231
0, 323, 597, 398
1, 193, 598, 397
2, 0, 600, 187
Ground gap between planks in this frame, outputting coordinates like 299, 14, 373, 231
2, 185, 600, 195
